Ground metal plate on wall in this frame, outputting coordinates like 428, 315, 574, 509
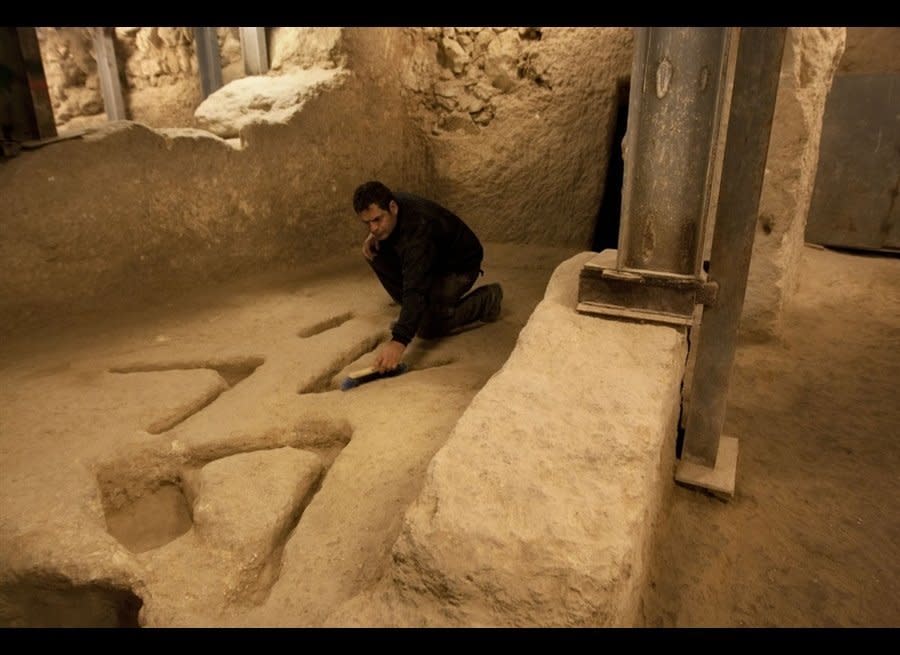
807, 73, 900, 251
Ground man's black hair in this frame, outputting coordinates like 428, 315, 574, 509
353, 181, 396, 214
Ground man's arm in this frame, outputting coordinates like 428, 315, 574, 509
392, 220, 434, 345
373, 221, 434, 371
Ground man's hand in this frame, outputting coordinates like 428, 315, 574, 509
374, 340, 406, 373
363, 234, 380, 261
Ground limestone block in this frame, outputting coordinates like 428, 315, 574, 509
191, 447, 323, 557
387, 252, 687, 625
193, 68, 348, 138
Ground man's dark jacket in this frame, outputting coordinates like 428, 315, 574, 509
379, 192, 483, 345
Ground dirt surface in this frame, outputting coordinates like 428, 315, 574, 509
1, 243, 897, 627
0, 243, 578, 627
642, 245, 900, 627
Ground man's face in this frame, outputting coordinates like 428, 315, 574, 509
359, 200, 398, 241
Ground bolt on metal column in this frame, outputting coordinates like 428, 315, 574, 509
194, 27, 223, 100
677, 28, 787, 496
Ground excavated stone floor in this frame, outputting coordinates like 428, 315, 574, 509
1, 243, 896, 627
0, 243, 577, 627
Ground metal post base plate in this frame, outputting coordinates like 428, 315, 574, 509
675, 435, 739, 499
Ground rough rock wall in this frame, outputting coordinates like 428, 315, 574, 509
36, 27, 240, 131
33, 27, 629, 251
193, 68, 350, 139
269, 28, 344, 71
742, 28, 846, 340
400, 27, 633, 248
21, 26, 850, 342
0, 28, 422, 336
115, 27, 208, 129
35, 28, 104, 129
35, 27, 327, 132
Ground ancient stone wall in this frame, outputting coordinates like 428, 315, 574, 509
34, 27, 631, 248
742, 28, 846, 340
4, 27, 633, 334
0, 29, 419, 336
34, 27, 334, 132
10, 27, 853, 341
399, 27, 633, 248
35, 28, 103, 131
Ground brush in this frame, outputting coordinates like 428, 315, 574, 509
340, 362, 409, 391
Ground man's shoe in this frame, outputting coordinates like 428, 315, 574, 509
481, 283, 503, 322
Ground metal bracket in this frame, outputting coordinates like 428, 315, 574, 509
577, 250, 718, 326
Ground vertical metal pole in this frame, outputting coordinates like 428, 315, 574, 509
15, 27, 56, 138
1, 26, 42, 143
194, 27, 223, 99
239, 27, 268, 75
91, 27, 127, 121
618, 28, 730, 278
681, 28, 788, 468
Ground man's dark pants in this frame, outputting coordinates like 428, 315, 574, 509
368, 251, 494, 338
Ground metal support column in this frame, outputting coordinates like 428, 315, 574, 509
91, 27, 126, 121
578, 28, 731, 326
239, 27, 268, 75
15, 28, 56, 138
676, 28, 787, 496
194, 27, 223, 99
2, 26, 58, 150
620, 28, 728, 277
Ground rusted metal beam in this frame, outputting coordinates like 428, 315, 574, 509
678, 28, 788, 492
578, 28, 731, 326
619, 27, 730, 278
194, 27, 223, 99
